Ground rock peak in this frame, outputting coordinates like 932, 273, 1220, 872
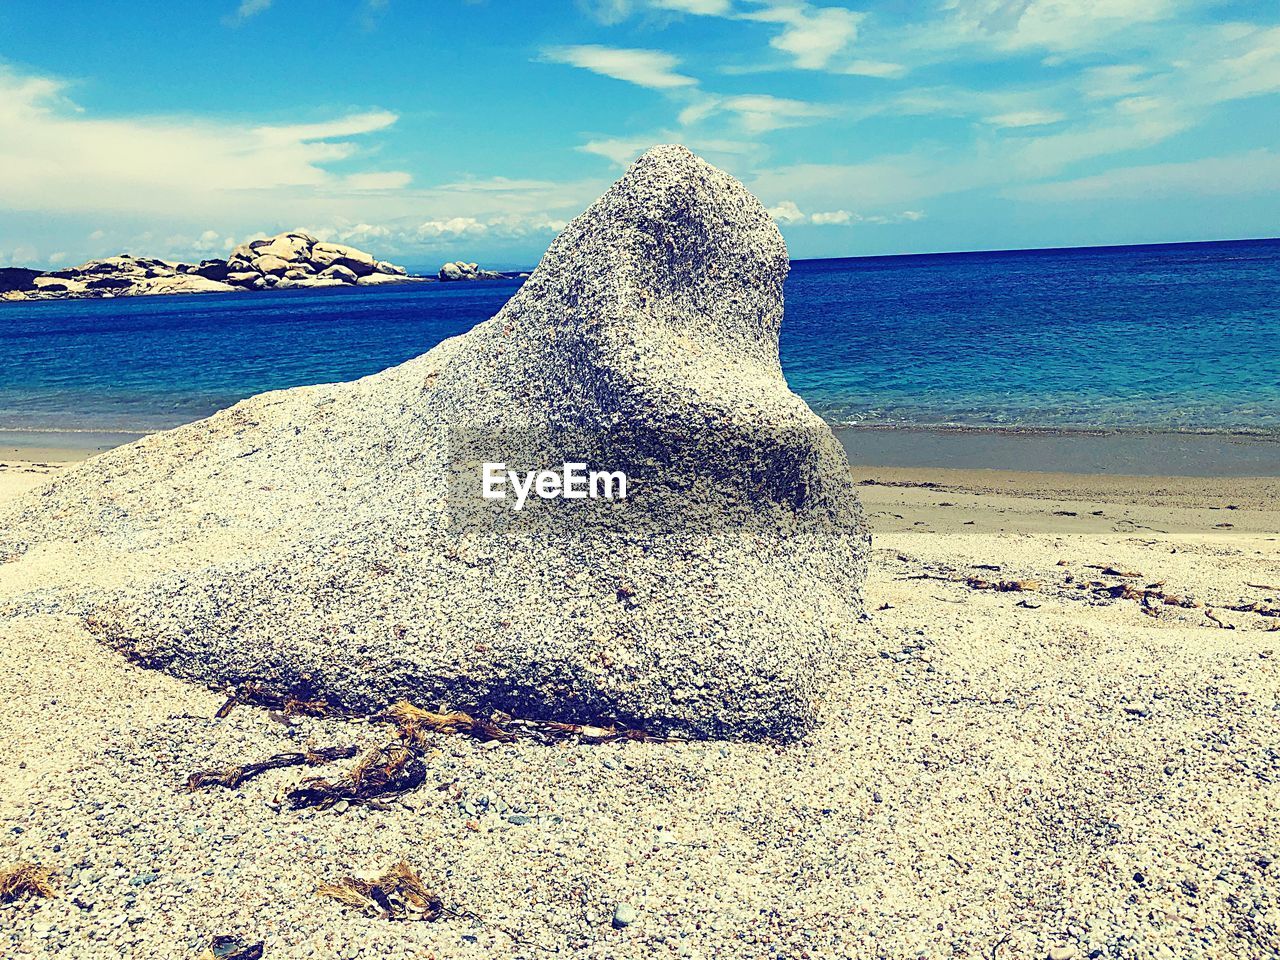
507, 143, 788, 372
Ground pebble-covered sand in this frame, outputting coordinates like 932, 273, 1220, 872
2, 461, 1278, 959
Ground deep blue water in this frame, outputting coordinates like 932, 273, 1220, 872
2, 238, 1278, 436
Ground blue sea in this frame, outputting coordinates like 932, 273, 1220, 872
2, 239, 1278, 440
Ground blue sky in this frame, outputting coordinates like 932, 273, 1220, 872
1, 0, 1278, 270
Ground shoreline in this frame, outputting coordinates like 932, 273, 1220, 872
8, 422, 1280, 477
6, 454, 1279, 524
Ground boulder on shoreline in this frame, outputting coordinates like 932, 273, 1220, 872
438, 260, 504, 281
0, 145, 869, 740
1, 233, 421, 301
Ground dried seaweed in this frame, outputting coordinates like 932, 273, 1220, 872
317, 860, 443, 921
287, 743, 426, 809
964, 577, 1039, 592
386, 700, 657, 746
215, 681, 333, 720
186, 745, 358, 792
0, 862, 57, 902
1204, 608, 1235, 630
384, 701, 514, 743
1222, 600, 1280, 618
1087, 564, 1142, 578
1092, 581, 1198, 610
191, 690, 661, 813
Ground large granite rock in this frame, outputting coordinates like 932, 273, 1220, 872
1, 145, 869, 740
438, 260, 503, 281
226, 233, 401, 287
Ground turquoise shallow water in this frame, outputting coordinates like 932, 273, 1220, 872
1, 238, 1277, 436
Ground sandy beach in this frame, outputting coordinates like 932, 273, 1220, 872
2, 452, 1277, 959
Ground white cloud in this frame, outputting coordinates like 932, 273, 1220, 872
653, 0, 732, 13
763, 201, 926, 227
766, 200, 805, 223
1080, 64, 1150, 100
416, 217, 487, 238
932, 0, 1180, 54
343, 171, 413, 191
192, 229, 234, 254
435, 176, 566, 193
837, 59, 907, 78
809, 209, 851, 225
1011, 113, 1190, 177
740, 3, 864, 70
0, 64, 609, 264
711, 93, 834, 133
1199, 24, 1280, 102
677, 96, 722, 126
579, 135, 663, 166
0, 68, 407, 214
983, 109, 1066, 127
1008, 149, 1280, 201
578, 133, 759, 166
232, 0, 273, 21
540, 45, 697, 89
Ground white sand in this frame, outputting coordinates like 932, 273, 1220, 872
2, 459, 1278, 958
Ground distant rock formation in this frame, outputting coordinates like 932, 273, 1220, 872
438, 260, 504, 281
225, 232, 411, 290
0, 145, 869, 741
0, 232, 417, 301
0, 267, 42, 294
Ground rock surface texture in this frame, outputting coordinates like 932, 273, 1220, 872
0, 145, 869, 740
0, 233, 415, 301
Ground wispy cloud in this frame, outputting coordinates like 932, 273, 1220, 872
695, 93, 834, 133
766, 198, 925, 226
0, 69, 408, 212
0, 64, 604, 264
343, 171, 413, 191
983, 109, 1066, 128
1008, 149, 1280, 201
578, 132, 758, 166
540, 44, 697, 88
231, 0, 272, 22
739, 2, 865, 71
653, 0, 732, 13
923, 0, 1181, 55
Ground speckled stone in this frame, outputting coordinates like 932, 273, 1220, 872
0, 145, 869, 740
